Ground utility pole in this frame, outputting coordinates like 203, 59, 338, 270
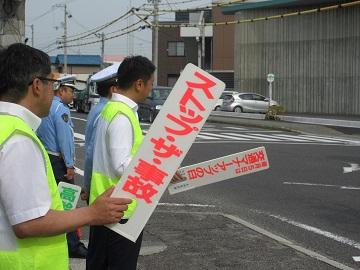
63, 4, 68, 74
197, 11, 204, 68
55, 4, 69, 74
30, 24, 34, 47
127, 0, 134, 56
201, 14, 205, 69
149, 0, 159, 85
101, 32, 105, 68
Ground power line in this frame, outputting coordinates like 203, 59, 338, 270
143, 0, 360, 28
58, 25, 147, 49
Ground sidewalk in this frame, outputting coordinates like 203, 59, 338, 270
209, 111, 360, 140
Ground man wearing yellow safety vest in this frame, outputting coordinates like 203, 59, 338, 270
0, 43, 132, 270
87, 56, 156, 270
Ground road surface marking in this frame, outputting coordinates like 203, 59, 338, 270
200, 132, 251, 140
223, 213, 355, 270
74, 133, 85, 140
71, 116, 86, 122
283, 182, 360, 190
268, 213, 360, 250
223, 132, 280, 141
158, 203, 215, 208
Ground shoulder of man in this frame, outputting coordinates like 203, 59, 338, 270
55, 104, 71, 124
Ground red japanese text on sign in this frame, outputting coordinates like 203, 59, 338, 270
122, 159, 169, 204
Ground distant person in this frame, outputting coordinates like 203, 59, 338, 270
82, 63, 119, 202
0, 43, 131, 270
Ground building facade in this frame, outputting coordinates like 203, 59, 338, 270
223, 0, 360, 115
156, 8, 235, 88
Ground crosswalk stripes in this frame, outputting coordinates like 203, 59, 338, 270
299, 134, 359, 143
222, 133, 280, 141
199, 132, 251, 141
75, 128, 359, 145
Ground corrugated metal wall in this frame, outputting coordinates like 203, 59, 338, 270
234, 5, 360, 115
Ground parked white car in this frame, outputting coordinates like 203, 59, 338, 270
214, 91, 239, 111
221, 92, 279, 113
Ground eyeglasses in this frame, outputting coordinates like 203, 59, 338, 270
28, 77, 58, 86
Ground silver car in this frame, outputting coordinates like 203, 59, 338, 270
214, 91, 239, 111
221, 92, 279, 113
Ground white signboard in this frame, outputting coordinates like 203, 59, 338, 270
168, 147, 269, 194
109, 63, 225, 242
58, 182, 81, 210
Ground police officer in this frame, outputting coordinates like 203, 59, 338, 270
83, 63, 119, 202
37, 75, 88, 259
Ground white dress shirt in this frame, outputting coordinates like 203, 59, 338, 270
93, 93, 138, 179
0, 102, 51, 226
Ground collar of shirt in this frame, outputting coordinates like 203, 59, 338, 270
0, 101, 41, 131
111, 93, 138, 112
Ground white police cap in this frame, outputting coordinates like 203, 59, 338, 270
90, 63, 120, 83
56, 75, 77, 89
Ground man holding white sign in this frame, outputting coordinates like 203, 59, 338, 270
87, 56, 158, 270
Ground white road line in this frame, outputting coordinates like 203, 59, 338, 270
283, 181, 360, 190
223, 132, 280, 141
298, 135, 353, 143
200, 132, 251, 140
269, 134, 317, 142
223, 213, 355, 270
269, 213, 360, 251
74, 132, 85, 140
75, 167, 84, 176
250, 133, 292, 140
301, 134, 360, 144
158, 203, 216, 208
197, 133, 221, 140
71, 116, 86, 122
225, 126, 247, 131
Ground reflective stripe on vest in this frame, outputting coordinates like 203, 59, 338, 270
0, 115, 68, 270
89, 101, 143, 218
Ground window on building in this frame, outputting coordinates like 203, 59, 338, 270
167, 74, 179, 87
167, 42, 185, 56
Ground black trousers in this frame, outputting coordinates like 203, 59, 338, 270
48, 154, 83, 253
86, 225, 143, 270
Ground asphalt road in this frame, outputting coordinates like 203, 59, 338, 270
70, 111, 360, 270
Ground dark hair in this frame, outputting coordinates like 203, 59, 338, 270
117, 55, 155, 90
96, 78, 116, 97
0, 43, 51, 102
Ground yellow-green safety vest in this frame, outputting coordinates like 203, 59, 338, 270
89, 101, 143, 218
0, 114, 68, 270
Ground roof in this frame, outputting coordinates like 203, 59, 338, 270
51, 54, 102, 66
222, 0, 350, 14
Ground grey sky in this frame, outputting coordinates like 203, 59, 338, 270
25, 0, 211, 58
25, 0, 154, 58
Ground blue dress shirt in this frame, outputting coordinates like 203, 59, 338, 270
83, 97, 108, 192
37, 96, 74, 168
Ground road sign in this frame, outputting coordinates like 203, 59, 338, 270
168, 147, 269, 195
267, 73, 275, 83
